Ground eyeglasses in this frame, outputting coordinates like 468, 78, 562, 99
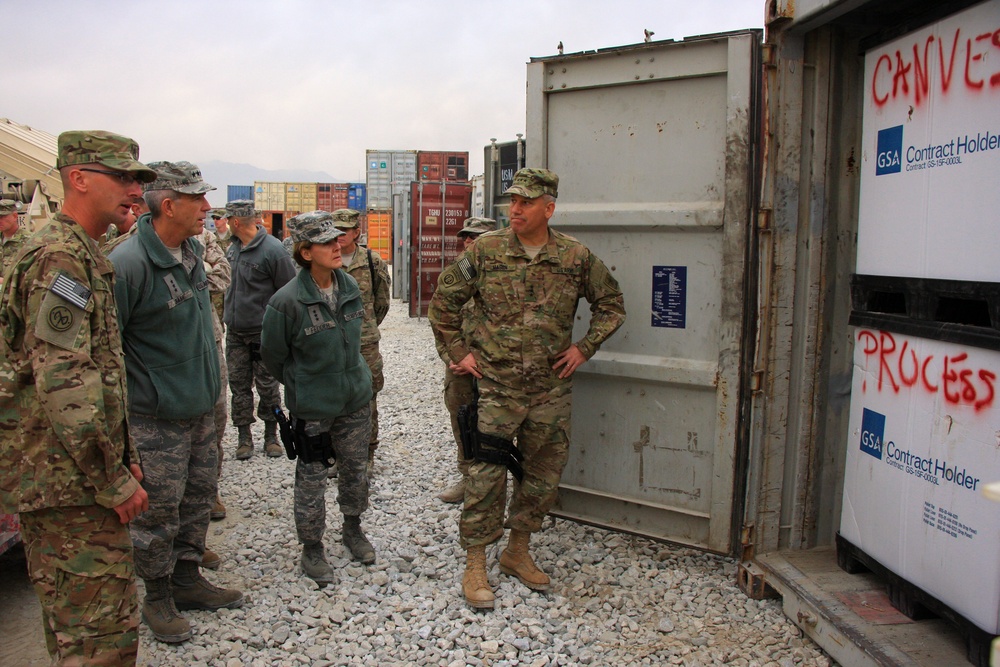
79, 168, 139, 187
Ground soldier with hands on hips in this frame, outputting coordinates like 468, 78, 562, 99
429, 168, 625, 610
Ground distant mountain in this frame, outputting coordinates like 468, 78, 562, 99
198, 161, 351, 207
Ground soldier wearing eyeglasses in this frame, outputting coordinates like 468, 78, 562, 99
0, 130, 153, 665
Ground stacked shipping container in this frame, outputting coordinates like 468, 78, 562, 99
227, 184, 253, 202
408, 181, 472, 318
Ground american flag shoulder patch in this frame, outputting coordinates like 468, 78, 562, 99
49, 272, 91, 310
457, 257, 477, 282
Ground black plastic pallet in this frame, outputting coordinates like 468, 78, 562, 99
850, 274, 1000, 351
836, 533, 997, 667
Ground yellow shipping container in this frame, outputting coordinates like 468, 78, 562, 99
285, 182, 317, 213
254, 182, 286, 212
364, 210, 392, 260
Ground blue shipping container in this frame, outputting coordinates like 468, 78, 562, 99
228, 185, 253, 203
348, 183, 366, 211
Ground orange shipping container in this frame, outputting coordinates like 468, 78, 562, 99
364, 210, 391, 261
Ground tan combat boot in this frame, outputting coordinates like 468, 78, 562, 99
462, 545, 495, 610
437, 479, 466, 503
211, 495, 226, 520
141, 577, 191, 644
264, 420, 282, 457
235, 425, 253, 460
499, 529, 550, 591
171, 560, 244, 611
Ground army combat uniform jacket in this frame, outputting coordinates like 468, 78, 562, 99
109, 215, 220, 420
261, 268, 373, 421
0, 227, 29, 276
0, 213, 140, 512
429, 227, 626, 392
342, 246, 390, 390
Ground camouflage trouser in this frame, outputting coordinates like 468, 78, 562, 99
362, 343, 384, 451
444, 365, 475, 473
294, 405, 371, 544
460, 378, 572, 549
19, 505, 139, 666
214, 338, 228, 478
128, 412, 218, 580
226, 328, 281, 427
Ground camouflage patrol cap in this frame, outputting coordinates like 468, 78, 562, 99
457, 217, 497, 238
331, 208, 362, 229
143, 160, 217, 194
209, 208, 227, 219
0, 199, 20, 215
225, 200, 256, 219
287, 210, 345, 244
504, 168, 558, 199
56, 130, 157, 183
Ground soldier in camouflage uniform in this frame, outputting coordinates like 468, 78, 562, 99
429, 169, 626, 610
224, 201, 296, 459
260, 211, 376, 581
0, 130, 153, 665
436, 217, 497, 503
0, 199, 29, 277
197, 225, 232, 523
332, 208, 390, 475
109, 161, 243, 644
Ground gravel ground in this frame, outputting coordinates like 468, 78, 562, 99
138, 299, 835, 667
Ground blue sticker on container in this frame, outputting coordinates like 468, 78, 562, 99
652, 266, 686, 328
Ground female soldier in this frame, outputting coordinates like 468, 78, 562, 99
260, 211, 375, 584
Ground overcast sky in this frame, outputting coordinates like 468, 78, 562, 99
8, 0, 763, 184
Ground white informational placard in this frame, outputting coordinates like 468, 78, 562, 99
841, 328, 1000, 633
857, 0, 1000, 281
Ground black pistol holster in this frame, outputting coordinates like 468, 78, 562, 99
273, 407, 297, 460
456, 383, 524, 482
294, 418, 336, 468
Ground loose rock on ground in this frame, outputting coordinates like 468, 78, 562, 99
138, 298, 835, 667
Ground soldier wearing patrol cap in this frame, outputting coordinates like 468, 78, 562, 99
0, 130, 153, 664
223, 200, 296, 460
429, 168, 626, 610
260, 211, 377, 580
0, 198, 27, 276
109, 160, 243, 643
332, 208, 390, 476
435, 217, 497, 504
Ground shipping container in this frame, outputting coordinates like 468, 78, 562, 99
526, 1, 1000, 664
417, 150, 469, 182
253, 181, 286, 212
366, 149, 417, 210
365, 209, 392, 264
407, 181, 471, 318
483, 137, 525, 227
284, 182, 317, 213
391, 189, 412, 302
259, 210, 296, 239
316, 183, 350, 212
227, 184, 253, 203
348, 183, 366, 211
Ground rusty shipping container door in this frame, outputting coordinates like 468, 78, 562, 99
527, 31, 760, 554
408, 181, 471, 318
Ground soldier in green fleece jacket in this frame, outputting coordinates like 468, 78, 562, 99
260, 210, 375, 584
109, 161, 243, 644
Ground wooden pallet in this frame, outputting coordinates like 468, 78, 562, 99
836, 533, 997, 667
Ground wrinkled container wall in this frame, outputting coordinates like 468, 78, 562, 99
227, 185, 253, 202
254, 182, 286, 212
366, 149, 417, 210
365, 210, 392, 266
417, 151, 469, 182
408, 181, 471, 318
